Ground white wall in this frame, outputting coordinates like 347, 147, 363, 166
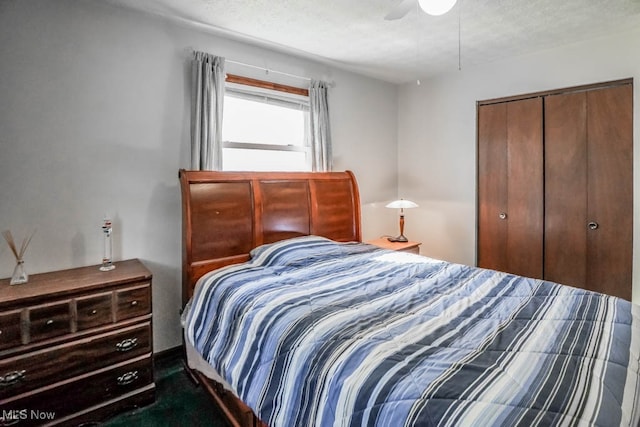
398, 26, 640, 304
0, 0, 398, 351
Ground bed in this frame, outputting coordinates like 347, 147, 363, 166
179, 169, 640, 427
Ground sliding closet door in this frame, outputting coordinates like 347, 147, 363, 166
545, 84, 632, 300
478, 102, 508, 273
587, 84, 633, 300
478, 98, 543, 279
506, 98, 544, 278
544, 92, 588, 288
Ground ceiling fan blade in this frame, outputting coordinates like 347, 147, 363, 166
384, 0, 417, 20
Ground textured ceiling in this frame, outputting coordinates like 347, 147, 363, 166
105, 0, 640, 83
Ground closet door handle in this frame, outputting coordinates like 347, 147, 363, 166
499, 212, 507, 220
588, 221, 599, 230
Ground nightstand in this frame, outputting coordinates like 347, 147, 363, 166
366, 238, 421, 255
0, 259, 155, 426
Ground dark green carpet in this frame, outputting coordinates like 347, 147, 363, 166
101, 351, 229, 427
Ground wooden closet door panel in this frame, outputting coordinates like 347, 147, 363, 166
477, 103, 508, 272
587, 84, 633, 300
544, 92, 588, 288
506, 98, 544, 279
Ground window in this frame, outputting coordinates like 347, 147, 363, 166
222, 77, 310, 171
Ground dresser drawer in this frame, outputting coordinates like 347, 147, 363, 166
115, 283, 151, 322
28, 301, 71, 343
76, 291, 113, 331
0, 310, 22, 350
0, 355, 154, 427
0, 322, 151, 399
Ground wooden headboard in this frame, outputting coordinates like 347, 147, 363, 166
179, 169, 362, 303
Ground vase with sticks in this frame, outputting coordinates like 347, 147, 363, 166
2, 229, 36, 285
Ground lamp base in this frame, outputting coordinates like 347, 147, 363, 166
387, 235, 409, 243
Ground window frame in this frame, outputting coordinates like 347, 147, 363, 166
221, 74, 311, 172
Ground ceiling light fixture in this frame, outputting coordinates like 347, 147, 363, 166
418, 0, 457, 16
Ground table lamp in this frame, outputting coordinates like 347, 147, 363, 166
386, 199, 418, 242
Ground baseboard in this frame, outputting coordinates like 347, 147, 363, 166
153, 345, 183, 366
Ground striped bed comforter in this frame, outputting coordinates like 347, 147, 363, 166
185, 236, 640, 427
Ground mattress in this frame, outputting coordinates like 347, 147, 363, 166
184, 333, 233, 391
184, 235, 640, 427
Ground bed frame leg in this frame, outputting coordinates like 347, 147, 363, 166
182, 360, 200, 385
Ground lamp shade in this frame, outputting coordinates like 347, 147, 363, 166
418, 0, 457, 16
386, 199, 419, 209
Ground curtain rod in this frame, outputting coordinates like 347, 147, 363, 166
226, 59, 311, 82
192, 51, 334, 86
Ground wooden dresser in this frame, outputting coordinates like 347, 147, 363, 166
0, 259, 155, 426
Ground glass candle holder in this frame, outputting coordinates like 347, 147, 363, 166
100, 217, 115, 271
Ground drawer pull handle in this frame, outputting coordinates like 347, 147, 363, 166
115, 338, 138, 352
116, 370, 139, 386
90, 309, 98, 315
0, 370, 26, 387
130, 300, 138, 306
46, 319, 54, 326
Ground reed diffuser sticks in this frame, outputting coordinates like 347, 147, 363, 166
3, 229, 36, 285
